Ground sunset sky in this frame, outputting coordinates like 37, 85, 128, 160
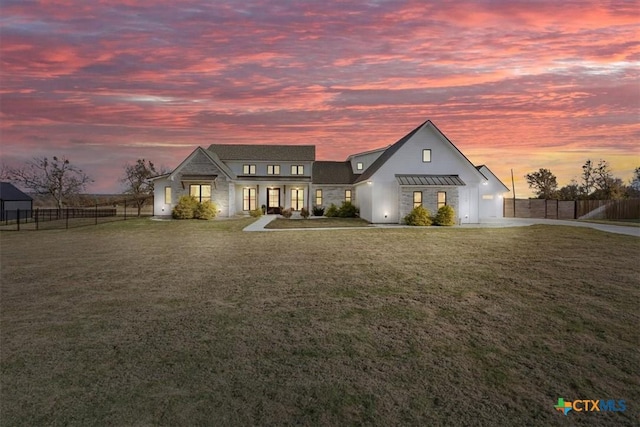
1, 0, 638, 197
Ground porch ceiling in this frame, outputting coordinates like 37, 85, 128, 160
396, 174, 465, 186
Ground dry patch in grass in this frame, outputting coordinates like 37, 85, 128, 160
1, 219, 639, 425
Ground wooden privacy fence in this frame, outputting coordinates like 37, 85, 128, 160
504, 198, 640, 220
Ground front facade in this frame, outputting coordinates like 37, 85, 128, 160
152, 120, 509, 223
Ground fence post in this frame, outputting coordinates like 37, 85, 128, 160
66, 208, 69, 229
95, 203, 98, 225
124, 200, 127, 221
17, 209, 20, 231
36, 208, 39, 230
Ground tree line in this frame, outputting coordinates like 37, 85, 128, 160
525, 160, 640, 200
2, 156, 160, 216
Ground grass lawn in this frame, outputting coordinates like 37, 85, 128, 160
1, 218, 639, 426
265, 217, 371, 229
578, 219, 640, 227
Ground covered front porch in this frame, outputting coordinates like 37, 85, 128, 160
231, 180, 311, 215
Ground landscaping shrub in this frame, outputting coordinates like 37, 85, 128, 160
194, 200, 217, 220
300, 207, 310, 219
312, 206, 325, 216
281, 208, 293, 219
325, 203, 339, 217
338, 201, 358, 218
250, 208, 263, 217
172, 195, 199, 219
434, 205, 456, 226
404, 205, 432, 226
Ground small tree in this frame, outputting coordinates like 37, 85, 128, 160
434, 205, 456, 226
557, 180, 581, 200
525, 168, 558, 199
121, 159, 157, 216
404, 205, 432, 226
8, 156, 92, 209
581, 160, 596, 198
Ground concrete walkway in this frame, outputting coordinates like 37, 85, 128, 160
243, 215, 640, 237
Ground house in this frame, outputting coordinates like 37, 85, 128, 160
0, 182, 33, 221
152, 120, 509, 223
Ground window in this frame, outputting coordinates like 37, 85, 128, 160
190, 184, 211, 202
345, 189, 352, 203
413, 191, 422, 208
291, 189, 304, 210
291, 165, 304, 175
422, 149, 431, 163
315, 189, 322, 206
164, 186, 172, 204
243, 164, 256, 175
267, 165, 280, 175
356, 162, 363, 171
437, 191, 447, 209
243, 188, 256, 211
482, 194, 494, 200
268, 188, 280, 208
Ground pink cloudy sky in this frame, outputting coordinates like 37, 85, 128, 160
1, 0, 638, 196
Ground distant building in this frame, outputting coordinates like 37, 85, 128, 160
0, 182, 33, 221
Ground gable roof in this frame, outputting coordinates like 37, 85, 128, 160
476, 165, 510, 192
0, 182, 32, 201
208, 144, 315, 161
312, 161, 356, 184
346, 145, 389, 161
354, 120, 486, 184
167, 147, 236, 181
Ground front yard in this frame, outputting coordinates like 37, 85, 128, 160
1, 218, 638, 425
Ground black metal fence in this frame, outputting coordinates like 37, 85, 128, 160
0, 203, 149, 231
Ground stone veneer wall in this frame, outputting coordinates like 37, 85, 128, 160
399, 187, 459, 223
174, 150, 231, 217
310, 185, 354, 210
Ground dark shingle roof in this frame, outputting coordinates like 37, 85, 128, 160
354, 120, 427, 183
0, 182, 32, 201
207, 144, 315, 161
396, 175, 465, 186
312, 161, 356, 184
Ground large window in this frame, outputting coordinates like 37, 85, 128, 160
164, 186, 172, 204
291, 189, 304, 210
413, 191, 422, 208
291, 165, 304, 175
267, 165, 280, 175
345, 189, 352, 203
315, 189, 322, 206
190, 184, 211, 202
243, 164, 256, 175
422, 149, 431, 163
437, 191, 447, 209
243, 188, 256, 211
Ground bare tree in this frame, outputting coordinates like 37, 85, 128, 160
581, 160, 596, 198
121, 159, 157, 216
525, 168, 558, 199
8, 156, 92, 209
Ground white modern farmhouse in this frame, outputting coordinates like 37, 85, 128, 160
152, 120, 509, 223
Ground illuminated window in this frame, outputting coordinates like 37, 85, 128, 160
164, 186, 172, 204
315, 189, 322, 206
267, 165, 280, 175
413, 191, 422, 208
190, 184, 211, 202
243, 188, 256, 211
345, 189, 352, 203
356, 162, 363, 170
243, 164, 256, 175
437, 191, 447, 209
291, 189, 304, 210
291, 165, 304, 175
422, 149, 431, 163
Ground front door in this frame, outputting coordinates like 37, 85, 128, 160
267, 188, 280, 214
